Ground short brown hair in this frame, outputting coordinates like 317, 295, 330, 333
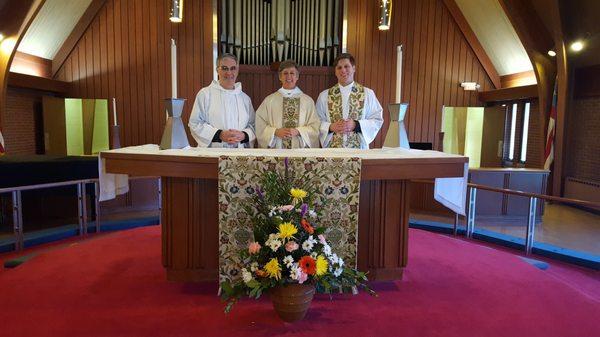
278, 59, 299, 73
333, 53, 355, 67
217, 53, 238, 66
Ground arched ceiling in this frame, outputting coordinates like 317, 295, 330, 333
455, 0, 533, 76
17, 0, 91, 60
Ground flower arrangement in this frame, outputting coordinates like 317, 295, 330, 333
220, 158, 375, 313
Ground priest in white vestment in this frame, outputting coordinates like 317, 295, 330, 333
189, 53, 256, 148
255, 60, 320, 149
316, 53, 383, 149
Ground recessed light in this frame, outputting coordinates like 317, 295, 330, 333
570, 41, 584, 52
547, 50, 556, 57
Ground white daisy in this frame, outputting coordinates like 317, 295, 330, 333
283, 255, 294, 268
323, 244, 332, 256
241, 268, 254, 283
302, 240, 314, 252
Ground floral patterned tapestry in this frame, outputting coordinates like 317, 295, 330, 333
218, 156, 361, 283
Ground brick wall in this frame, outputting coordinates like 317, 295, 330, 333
526, 100, 543, 168
2, 88, 49, 155
566, 96, 600, 181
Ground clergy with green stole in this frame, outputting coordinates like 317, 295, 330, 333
316, 53, 384, 149
256, 60, 320, 149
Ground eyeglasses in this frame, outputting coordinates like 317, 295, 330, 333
218, 65, 237, 72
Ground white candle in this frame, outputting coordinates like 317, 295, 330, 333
171, 38, 177, 98
112, 98, 117, 126
396, 45, 403, 103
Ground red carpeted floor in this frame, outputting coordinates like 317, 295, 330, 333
1, 226, 598, 337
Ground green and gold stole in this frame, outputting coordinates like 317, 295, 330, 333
282, 97, 300, 149
327, 83, 365, 148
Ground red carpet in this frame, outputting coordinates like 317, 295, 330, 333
1, 226, 598, 337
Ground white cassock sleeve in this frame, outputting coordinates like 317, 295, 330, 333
358, 88, 384, 146
188, 89, 218, 147
296, 96, 321, 148
315, 91, 333, 147
255, 96, 277, 148
241, 94, 256, 146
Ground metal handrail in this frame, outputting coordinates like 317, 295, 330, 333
411, 178, 599, 256
1, 176, 159, 252
0, 179, 98, 194
411, 179, 600, 209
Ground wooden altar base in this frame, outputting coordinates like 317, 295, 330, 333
102, 151, 466, 282
161, 177, 411, 282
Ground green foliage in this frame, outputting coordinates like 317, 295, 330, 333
220, 158, 375, 313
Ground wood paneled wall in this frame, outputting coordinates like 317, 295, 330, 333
237, 65, 337, 106
53, 0, 492, 149
347, 0, 493, 148
54, 0, 213, 147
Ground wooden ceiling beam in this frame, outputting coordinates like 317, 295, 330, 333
0, 0, 46, 129
442, 0, 501, 89
499, 0, 568, 196
478, 84, 538, 103
51, 0, 107, 78
8, 71, 71, 94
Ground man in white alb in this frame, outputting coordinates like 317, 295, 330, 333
255, 60, 320, 149
316, 53, 383, 149
188, 53, 256, 148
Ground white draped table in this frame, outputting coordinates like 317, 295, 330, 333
101, 146, 467, 281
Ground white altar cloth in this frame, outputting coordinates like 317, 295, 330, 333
99, 145, 468, 214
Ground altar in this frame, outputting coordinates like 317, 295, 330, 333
101, 146, 467, 281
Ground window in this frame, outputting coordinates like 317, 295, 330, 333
508, 103, 518, 161
520, 102, 530, 162
503, 100, 532, 165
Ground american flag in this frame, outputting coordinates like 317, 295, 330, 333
544, 79, 558, 170
0, 130, 5, 156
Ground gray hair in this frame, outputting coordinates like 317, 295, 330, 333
217, 53, 238, 66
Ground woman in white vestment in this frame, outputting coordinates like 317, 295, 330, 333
255, 60, 320, 149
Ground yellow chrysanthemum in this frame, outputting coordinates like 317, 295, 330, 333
316, 255, 328, 276
278, 222, 298, 239
290, 188, 308, 200
264, 258, 282, 280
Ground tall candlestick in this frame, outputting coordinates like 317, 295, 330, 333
396, 45, 403, 103
171, 38, 177, 98
112, 98, 117, 126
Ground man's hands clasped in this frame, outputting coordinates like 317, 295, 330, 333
329, 119, 356, 134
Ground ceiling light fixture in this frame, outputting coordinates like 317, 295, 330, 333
547, 50, 556, 57
570, 41, 584, 52
170, 0, 183, 23
0, 33, 4, 42
378, 0, 392, 31
0, 37, 17, 55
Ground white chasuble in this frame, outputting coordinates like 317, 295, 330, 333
188, 80, 256, 148
316, 81, 384, 149
255, 87, 320, 149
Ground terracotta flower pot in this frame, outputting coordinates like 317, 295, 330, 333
270, 283, 316, 322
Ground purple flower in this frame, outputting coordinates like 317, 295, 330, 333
284, 157, 289, 170
300, 203, 308, 218
256, 185, 264, 199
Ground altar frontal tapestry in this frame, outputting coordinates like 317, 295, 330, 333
218, 156, 361, 283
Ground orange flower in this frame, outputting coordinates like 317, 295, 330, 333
255, 270, 267, 278
298, 255, 316, 275
300, 219, 314, 234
